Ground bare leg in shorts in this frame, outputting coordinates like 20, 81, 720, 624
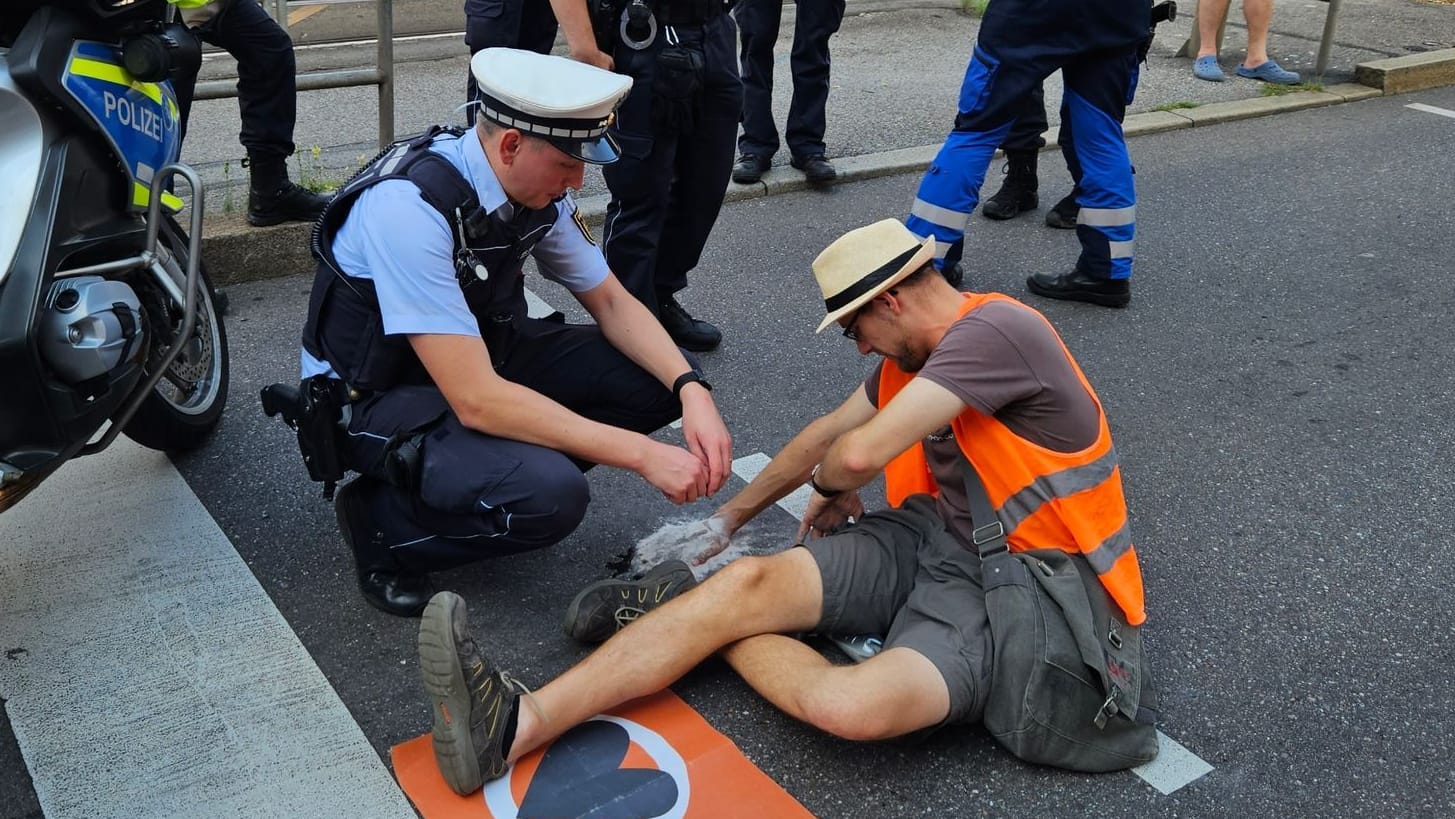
505, 547, 953, 763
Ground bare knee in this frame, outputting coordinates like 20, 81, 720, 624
698, 552, 821, 632
796, 687, 900, 742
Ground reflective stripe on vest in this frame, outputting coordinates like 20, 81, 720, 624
879, 292, 1147, 625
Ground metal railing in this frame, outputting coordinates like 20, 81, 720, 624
191, 0, 395, 149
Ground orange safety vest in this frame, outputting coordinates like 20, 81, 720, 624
879, 292, 1146, 625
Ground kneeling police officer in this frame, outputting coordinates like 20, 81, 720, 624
282, 49, 733, 617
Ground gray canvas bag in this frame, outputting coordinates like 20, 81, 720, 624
961, 464, 1160, 771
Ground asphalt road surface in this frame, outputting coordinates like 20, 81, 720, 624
2, 85, 1453, 818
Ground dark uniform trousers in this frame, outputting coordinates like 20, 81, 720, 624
462, 0, 559, 125
735, 0, 846, 161
173, 0, 297, 163
601, 15, 742, 312
338, 318, 693, 572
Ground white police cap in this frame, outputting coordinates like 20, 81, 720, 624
470, 48, 633, 165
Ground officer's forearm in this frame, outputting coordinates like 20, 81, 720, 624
590, 285, 702, 395
549, 0, 598, 55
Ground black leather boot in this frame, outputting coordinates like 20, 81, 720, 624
245, 152, 331, 227
1026, 269, 1131, 308
334, 477, 435, 617
658, 295, 722, 352
1045, 188, 1080, 229
982, 151, 1039, 220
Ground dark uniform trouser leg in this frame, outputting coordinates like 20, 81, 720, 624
463, 0, 559, 125
603, 16, 742, 309
783, 0, 846, 160
998, 82, 1048, 155
1061, 49, 1138, 280
339, 322, 687, 572
185, 0, 297, 162
736, 0, 783, 159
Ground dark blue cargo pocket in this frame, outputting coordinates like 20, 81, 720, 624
957, 44, 1001, 117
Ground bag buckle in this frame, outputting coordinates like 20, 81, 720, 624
1094, 691, 1121, 729
971, 520, 1004, 546
1108, 624, 1124, 650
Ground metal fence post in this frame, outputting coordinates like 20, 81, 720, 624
1315, 0, 1343, 78
377, 0, 394, 148
270, 0, 289, 36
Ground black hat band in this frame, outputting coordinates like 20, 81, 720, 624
823, 245, 922, 313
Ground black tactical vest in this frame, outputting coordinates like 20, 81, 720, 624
301, 126, 561, 392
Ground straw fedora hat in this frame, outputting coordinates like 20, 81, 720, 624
813, 219, 936, 333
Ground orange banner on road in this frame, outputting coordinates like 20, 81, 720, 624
392, 689, 814, 818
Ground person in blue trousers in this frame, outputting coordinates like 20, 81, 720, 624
905, 0, 1150, 308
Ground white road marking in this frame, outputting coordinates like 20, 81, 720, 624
1406, 103, 1455, 120
524, 286, 557, 319
0, 440, 414, 819
732, 452, 1214, 795
1135, 731, 1215, 794
732, 451, 812, 522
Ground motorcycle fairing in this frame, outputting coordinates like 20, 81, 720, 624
61, 40, 183, 213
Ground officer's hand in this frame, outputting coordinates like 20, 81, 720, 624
796, 489, 864, 542
570, 44, 615, 72
679, 386, 732, 496
641, 441, 710, 504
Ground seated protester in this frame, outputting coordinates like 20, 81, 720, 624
413, 219, 1150, 795
300, 48, 732, 617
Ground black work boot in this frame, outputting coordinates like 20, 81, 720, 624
335, 477, 435, 617
245, 152, 330, 227
1045, 189, 1080, 229
981, 151, 1039, 221
658, 295, 722, 352
791, 154, 837, 187
732, 153, 771, 185
1026, 269, 1131, 308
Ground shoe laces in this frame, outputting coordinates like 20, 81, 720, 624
499, 670, 550, 728
613, 603, 647, 631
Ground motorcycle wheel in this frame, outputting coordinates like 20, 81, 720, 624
121, 216, 230, 452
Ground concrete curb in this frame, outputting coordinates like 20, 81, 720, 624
200, 55, 1455, 287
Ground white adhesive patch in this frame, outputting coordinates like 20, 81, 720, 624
0, 440, 415, 819
1133, 731, 1215, 795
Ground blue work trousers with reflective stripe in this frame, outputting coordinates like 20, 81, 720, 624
907, 42, 1140, 280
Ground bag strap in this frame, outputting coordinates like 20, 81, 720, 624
957, 454, 1147, 725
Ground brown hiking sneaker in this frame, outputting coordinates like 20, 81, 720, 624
418, 592, 530, 795
561, 560, 699, 644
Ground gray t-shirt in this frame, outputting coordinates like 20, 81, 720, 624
865, 298, 1101, 547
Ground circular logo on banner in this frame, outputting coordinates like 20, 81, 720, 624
483, 715, 690, 819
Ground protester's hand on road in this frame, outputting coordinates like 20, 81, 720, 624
691, 514, 735, 565
796, 489, 864, 542
570, 44, 614, 72
680, 387, 732, 496
641, 441, 710, 504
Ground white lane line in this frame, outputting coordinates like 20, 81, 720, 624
1134, 731, 1214, 794
0, 440, 414, 819
732, 451, 812, 521
1406, 103, 1455, 120
732, 453, 1213, 795
524, 286, 557, 319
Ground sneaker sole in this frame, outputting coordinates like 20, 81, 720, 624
418, 593, 484, 796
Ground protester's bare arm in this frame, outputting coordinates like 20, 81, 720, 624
697, 385, 878, 562
410, 332, 707, 503
575, 275, 733, 496
547, 0, 614, 70
814, 377, 967, 495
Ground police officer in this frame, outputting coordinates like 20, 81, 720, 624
169, 0, 329, 226
553, 0, 742, 351
905, 0, 1149, 308
298, 49, 733, 617
979, 85, 1080, 230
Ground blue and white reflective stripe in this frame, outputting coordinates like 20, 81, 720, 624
909, 198, 972, 230
1078, 205, 1136, 227
1108, 239, 1135, 259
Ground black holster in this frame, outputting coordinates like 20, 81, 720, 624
261, 375, 350, 499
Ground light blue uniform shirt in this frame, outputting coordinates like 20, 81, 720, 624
301, 131, 609, 378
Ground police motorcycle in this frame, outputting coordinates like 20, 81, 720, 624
0, 0, 228, 514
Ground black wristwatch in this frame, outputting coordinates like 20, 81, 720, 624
808, 464, 844, 498
671, 369, 712, 400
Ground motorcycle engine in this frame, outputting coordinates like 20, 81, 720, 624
39, 276, 145, 384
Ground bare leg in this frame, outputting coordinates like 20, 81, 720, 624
1196, 0, 1234, 59
722, 639, 952, 739
1242, 0, 1274, 67
508, 549, 825, 761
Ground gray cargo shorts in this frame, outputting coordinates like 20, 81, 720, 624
803, 494, 992, 727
